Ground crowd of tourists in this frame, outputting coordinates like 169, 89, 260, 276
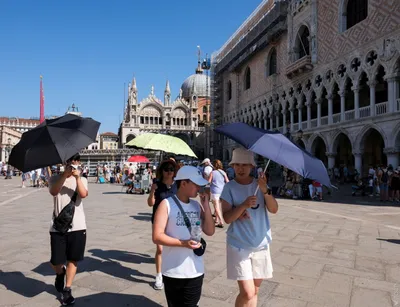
47, 149, 278, 306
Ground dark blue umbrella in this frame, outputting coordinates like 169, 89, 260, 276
214, 122, 332, 188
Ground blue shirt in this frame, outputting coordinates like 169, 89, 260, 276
210, 170, 227, 195
220, 179, 272, 251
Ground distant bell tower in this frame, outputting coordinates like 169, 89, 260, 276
164, 80, 171, 106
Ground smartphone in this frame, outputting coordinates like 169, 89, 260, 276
71, 164, 79, 170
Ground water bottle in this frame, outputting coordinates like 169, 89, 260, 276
190, 221, 202, 243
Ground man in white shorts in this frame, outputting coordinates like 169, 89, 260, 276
220, 148, 278, 307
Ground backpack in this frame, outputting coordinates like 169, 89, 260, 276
53, 189, 78, 234
381, 171, 388, 183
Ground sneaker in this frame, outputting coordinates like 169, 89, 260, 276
55, 266, 66, 293
154, 275, 164, 290
61, 288, 75, 306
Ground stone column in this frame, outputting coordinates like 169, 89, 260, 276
297, 104, 303, 130
352, 85, 360, 119
282, 110, 287, 133
306, 103, 311, 129
275, 113, 279, 130
353, 152, 363, 175
326, 152, 337, 170
327, 93, 333, 125
264, 117, 268, 130
368, 80, 376, 116
316, 98, 322, 127
339, 91, 345, 121
384, 148, 400, 168
269, 115, 274, 130
289, 108, 294, 131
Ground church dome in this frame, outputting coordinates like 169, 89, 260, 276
180, 71, 211, 99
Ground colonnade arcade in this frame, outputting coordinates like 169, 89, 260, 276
222, 49, 400, 174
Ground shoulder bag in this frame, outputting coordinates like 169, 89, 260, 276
171, 196, 206, 256
52, 188, 78, 234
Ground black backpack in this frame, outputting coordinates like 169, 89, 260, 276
381, 171, 388, 183
53, 189, 78, 234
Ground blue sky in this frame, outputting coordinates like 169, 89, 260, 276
0, 0, 261, 133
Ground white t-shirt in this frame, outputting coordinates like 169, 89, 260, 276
162, 197, 204, 279
49, 175, 88, 232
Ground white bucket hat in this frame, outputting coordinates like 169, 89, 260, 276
229, 148, 256, 166
175, 166, 209, 186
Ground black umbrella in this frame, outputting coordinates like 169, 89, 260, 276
9, 114, 100, 172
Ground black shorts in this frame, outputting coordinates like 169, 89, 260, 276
50, 230, 87, 265
163, 274, 204, 307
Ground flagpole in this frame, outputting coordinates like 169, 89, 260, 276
40, 75, 44, 123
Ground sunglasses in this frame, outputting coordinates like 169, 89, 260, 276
163, 167, 175, 172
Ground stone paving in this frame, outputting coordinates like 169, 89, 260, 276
0, 177, 400, 306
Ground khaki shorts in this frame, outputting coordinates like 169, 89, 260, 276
227, 244, 273, 280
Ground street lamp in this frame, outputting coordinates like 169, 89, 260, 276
5, 138, 12, 179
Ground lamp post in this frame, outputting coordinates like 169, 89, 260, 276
5, 138, 12, 179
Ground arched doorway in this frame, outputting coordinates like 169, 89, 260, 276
333, 133, 353, 168
126, 134, 136, 144
361, 128, 386, 168
311, 136, 327, 166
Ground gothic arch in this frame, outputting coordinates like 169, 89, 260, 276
139, 102, 163, 116
295, 25, 311, 60
329, 129, 352, 152
391, 121, 400, 148
266, 47, 277, 76
126, 134, 136, 144
307, 133, 329, 153
339, 0, 368, 32
355, 124, 388, 151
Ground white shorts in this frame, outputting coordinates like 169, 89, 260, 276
227, 244, 273, 280
211, 193, 221, 201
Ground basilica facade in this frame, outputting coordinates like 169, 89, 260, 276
212, 0, 400, 174
119, 62, 211, 158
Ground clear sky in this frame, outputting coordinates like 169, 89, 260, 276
0, 0, 262, 133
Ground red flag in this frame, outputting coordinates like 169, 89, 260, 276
40, 75, 44, 123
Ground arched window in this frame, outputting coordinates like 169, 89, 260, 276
202, 106, 207, 113
203, 114, 207, 121
347, 0, 368, 29
268, 48, 277, 76
297, 27, 310, 59
227, 81, 232, 100
244, 67, 251, 90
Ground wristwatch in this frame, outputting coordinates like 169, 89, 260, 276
264, 188, 272, 195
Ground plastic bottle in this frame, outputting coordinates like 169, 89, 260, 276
190, 221, 202, 243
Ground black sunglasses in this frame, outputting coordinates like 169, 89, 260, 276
163, 167, 175, 172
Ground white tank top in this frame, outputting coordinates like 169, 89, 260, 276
162, 197, 204, 278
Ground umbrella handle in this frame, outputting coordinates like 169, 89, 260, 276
254, 160, 271, 196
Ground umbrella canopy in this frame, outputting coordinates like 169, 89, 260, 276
214, 123, 332, 187
9, 114, 100, 172
125, 133, 197, 158
127, 155, 150, 163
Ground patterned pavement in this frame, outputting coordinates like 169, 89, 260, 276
0, 177, 400, 306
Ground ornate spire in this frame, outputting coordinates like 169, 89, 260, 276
165, 80, 171, 94
131, 77, 137, 91
195, 45, 203, 74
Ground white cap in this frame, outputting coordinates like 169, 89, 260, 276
175, 166, 209, 186
201, 158, 210, 165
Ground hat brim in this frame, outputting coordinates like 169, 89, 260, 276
191, 177, 209, 186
